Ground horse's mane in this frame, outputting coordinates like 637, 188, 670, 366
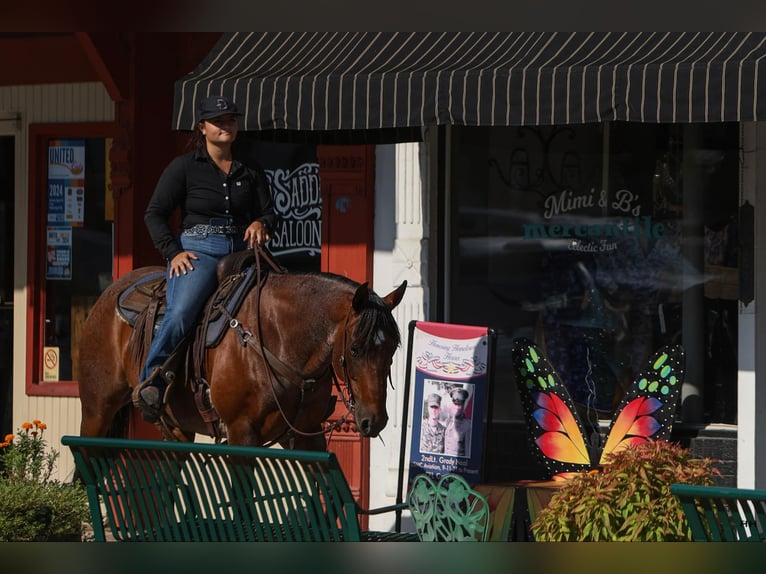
292, 271, 402, 353
355, 291, 401, 352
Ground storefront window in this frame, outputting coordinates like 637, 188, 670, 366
450, 123, 740, 425
28, 128, 115, 394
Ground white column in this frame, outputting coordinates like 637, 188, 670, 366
739, 122, 766, 488
369, 138, 429, 528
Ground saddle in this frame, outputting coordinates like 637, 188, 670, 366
118, 247, 285, 438
117, 250, 260, 351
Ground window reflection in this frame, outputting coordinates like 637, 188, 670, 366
451, 123, 740, 425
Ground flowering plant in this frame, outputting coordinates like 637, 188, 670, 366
0, 420, 58, 483
530, 440, 721, 542
0, 420, 90, 541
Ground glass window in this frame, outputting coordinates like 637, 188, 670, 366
29, 132, 114, 392
449, 123, 740, 425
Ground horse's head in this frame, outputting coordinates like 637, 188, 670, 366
335, 280, 407, 437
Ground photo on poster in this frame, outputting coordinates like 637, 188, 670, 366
419, 379, 476, 458
442, 383, 474, 459
419, 379, 447, 455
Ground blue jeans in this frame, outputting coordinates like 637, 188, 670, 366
140, 232, 247, 381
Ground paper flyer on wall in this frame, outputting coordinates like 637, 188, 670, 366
46, 227, 72, 280
47, 139, 85, 226
407, 321, 492, 486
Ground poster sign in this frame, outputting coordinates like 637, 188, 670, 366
407, 321, 494, 485
46, 227, 72, 280
234, 137, 321, 272
47, 139, 86, 226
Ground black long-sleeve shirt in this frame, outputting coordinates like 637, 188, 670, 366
144, 148, 279, 261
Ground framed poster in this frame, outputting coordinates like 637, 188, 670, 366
403, 321, 496, 486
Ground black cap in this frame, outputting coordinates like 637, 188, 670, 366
197, 95, 242, 122
450, 388, 469, 404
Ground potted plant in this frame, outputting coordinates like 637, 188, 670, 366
530, 440, 721, 542
0, 420, 90, 541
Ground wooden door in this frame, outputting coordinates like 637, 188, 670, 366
318, 145, 375, 519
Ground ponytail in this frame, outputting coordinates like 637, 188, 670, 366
186, 124, 206, 152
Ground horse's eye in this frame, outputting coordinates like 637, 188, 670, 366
350, 345, 360, 357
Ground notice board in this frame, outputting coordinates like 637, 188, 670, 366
400, 321, 496, 489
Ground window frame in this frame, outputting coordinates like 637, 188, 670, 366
26, 122, 121, 397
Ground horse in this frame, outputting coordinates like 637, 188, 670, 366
77, 258, 407, 451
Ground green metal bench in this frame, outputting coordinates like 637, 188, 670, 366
670, 483, 766, 542
62, 436, 418, 542
407, 473, 490, 541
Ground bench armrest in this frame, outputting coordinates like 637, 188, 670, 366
356, 501, 409, 516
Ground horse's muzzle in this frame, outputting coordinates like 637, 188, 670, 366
357, 412, 389, 437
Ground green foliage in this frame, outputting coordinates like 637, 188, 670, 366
0, 421, 90, 541
530, 440, 721, 542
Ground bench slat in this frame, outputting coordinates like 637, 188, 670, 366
670, 483, 766, 542
63, 436, 417, 542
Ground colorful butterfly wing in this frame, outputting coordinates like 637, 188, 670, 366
512, 338, 594, 478
599, 344, 685, 464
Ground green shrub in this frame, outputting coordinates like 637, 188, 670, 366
0, 420, 90, 541
530, 440, 721, 542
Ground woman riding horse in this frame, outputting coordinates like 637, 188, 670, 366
136, 95, 279, 422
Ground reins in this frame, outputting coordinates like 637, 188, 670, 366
219, 242, 357, 443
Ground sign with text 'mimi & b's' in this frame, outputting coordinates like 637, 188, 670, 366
407, 321, 494, 486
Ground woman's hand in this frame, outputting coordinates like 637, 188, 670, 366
169, 251, 199, 277
244, 221, 270, 248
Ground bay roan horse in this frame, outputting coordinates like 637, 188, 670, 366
77, 262, 407, 451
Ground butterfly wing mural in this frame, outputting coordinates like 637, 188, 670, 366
512, 338, 595, 478
512, 338, 685, 480
598, 344, 685, 464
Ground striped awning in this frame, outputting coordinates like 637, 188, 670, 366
173, 32, 766, 139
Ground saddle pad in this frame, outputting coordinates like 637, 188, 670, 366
116, 271, 166, 325
116, 266, 258, 348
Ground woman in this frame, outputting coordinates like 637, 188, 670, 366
135, 95, 279, 423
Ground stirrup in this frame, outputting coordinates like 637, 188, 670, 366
133, 368, 168, 423
139, 386, 162, 422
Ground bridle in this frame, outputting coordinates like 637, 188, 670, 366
220, 243, 362, 443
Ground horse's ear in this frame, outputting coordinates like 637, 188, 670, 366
382, 280, 407, 310
352, 282, 370, 313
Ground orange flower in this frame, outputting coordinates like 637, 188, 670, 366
38, 422, 47, 430
32, 419, 42, 426
3, 434, 13, 442
0, 441, 9, 448
21, 421, 32, 430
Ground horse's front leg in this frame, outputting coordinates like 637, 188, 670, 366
225, 417, 264, 447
